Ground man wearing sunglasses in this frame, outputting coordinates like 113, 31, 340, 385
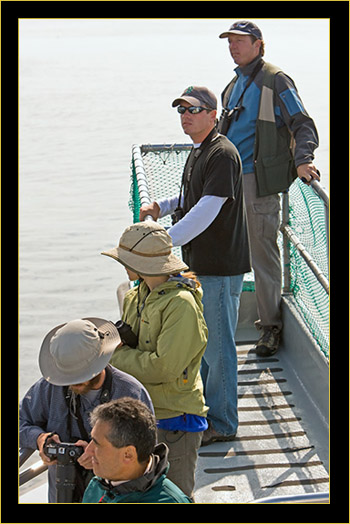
140, 86, 251, 446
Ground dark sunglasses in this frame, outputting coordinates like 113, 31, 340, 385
177, 105, 213, 115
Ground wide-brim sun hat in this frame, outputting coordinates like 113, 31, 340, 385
101, 221, 189, 277
39, 317, 120, 386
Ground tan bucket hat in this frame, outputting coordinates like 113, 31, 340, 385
101, 221, 189, 276
39, 318, 120, 386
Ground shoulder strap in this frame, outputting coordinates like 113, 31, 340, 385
63, 366, 114, 441
177, 147, 195, 208
221, 59, 264, 110
182, 128, 218, 197
100, 364, 113, 403
74, 396, 90, 441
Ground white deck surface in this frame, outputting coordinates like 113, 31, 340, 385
193, 338, 329, 503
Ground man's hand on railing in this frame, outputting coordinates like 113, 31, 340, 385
139, 202, 160, 221
297, 163, 320, 185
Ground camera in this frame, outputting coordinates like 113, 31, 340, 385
115, 320, 138, 348
43, 441, 86, 502
171, 206, 184, 225
43, 442, 84, 465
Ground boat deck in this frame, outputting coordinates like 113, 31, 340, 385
20, 293, 329, 504
194, 295, 329, 503
194, 341, 329, 503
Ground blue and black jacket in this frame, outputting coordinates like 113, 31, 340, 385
221, 56, 319, 195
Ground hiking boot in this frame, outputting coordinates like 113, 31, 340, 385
201, 424, 236, 447
255, 326, 281, 357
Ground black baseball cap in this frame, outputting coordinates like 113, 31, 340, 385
219, 20, 263, 40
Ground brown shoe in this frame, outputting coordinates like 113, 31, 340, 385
255, 326, 281, 357
201, 425, 236, 447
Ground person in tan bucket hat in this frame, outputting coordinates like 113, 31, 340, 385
102, 221, 208, 500
102, 221, 188, 276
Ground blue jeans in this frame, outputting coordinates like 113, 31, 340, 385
198, 275, 244, 436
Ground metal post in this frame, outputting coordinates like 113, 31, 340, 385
310, 179, 329, 270
281, 190, 291, 293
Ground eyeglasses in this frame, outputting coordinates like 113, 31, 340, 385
177, 105, 213, 115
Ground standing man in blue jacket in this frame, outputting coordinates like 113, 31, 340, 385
218, 20, 320, 356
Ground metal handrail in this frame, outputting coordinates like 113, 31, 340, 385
310, 179, 329, 207
132, 144, 152, 209
281, 223, 329, 295
140, 143, 192, 154
251, 491, 329, 503
20, 461, 48, 486
310, 179, 329, 254
20, 447, 35, 467
19, 447, 48, 487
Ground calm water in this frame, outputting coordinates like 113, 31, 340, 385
19, 18, 329, 398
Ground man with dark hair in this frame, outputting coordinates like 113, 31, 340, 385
83, 398, 192, 503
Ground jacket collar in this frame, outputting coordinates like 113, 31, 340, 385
139, 275, 197, 297
235, 56, 264, 77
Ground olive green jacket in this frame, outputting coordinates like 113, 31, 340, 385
110, 277, 208, 420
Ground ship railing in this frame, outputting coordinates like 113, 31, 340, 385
281, 179, 329, 295
19, 447, 47, 486
251, 491, 329, 503
130, 144, 329, 359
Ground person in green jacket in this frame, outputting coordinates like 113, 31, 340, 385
101, 221, 208, 500
83, 398, 191, 503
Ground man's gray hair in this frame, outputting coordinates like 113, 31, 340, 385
90, 397, 157, 463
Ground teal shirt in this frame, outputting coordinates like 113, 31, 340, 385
83, 475, 192, 503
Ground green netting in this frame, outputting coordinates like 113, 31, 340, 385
287, 180, 329, 357
129, 144, 329, 358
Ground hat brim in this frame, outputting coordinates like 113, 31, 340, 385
39, 317, 120, 386
102, 247, 189, 277
172, 96, 201, 108
219, 29, 251, 38
219, 29, 260, 38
